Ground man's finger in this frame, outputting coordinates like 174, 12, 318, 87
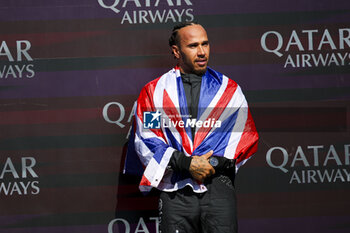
201, 150, 213, 159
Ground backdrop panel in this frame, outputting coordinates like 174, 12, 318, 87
0, 1, 349, 233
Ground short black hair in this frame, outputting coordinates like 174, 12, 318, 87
168, 21, 200, 47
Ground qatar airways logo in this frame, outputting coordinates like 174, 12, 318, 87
0, 157, 40, 196
108, 217, 159, 233
97, 0, 194, 24
143, 110, 222, 129
0, 40, 35, 79
266, 144, 350, 184
260, 28, 350, 68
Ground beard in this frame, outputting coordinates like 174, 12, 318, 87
194, 66, 208, 76
180, 55, 209, 76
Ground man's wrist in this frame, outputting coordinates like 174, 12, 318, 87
209, 156, 236, 172
181, 154, 192, 171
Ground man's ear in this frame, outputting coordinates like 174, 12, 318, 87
171, 45, 180, 59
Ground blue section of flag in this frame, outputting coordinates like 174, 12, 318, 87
124, 123, 144, 176
165, 127, 182, 151
197, 69, 223, 119
141, 136, 168, 164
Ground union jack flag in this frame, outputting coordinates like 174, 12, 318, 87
124, 67, 259, 193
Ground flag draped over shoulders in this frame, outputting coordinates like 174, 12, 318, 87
124, 66, 259, 193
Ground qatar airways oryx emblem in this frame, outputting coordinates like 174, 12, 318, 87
143, 110, 162, 129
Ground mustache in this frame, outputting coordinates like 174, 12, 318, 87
195, 58, 208, 62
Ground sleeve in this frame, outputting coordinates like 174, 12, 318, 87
168, 150, 192, 173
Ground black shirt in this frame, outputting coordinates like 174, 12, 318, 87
180, 73, 202, 139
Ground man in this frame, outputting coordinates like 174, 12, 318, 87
125, 22, 259, 233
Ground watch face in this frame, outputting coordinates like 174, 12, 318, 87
209, 157, 219, 167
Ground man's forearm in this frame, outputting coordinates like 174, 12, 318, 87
168, 150, 192, 173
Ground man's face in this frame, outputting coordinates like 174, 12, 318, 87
172, 25, 210, 76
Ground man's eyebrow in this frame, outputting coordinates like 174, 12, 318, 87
187, 42, 199, 46
187, 40, 209, 46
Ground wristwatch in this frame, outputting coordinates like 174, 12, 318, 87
208, 156, 236, 171
209, 157, 219, 167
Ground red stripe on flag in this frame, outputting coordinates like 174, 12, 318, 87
234, 109, 259, 164
136, 77, 167, 142
163, 90, 192, 155
140, 175, 152, 186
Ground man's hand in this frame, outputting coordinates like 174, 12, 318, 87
189, 150, 215, 182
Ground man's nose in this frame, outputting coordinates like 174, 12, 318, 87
197, 46, 205, 56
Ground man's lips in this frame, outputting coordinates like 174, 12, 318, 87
195, 59, 208, 66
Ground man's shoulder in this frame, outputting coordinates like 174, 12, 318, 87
143, 76, 162, 90
142, 67, 177, 90
207, 67, 239, 88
